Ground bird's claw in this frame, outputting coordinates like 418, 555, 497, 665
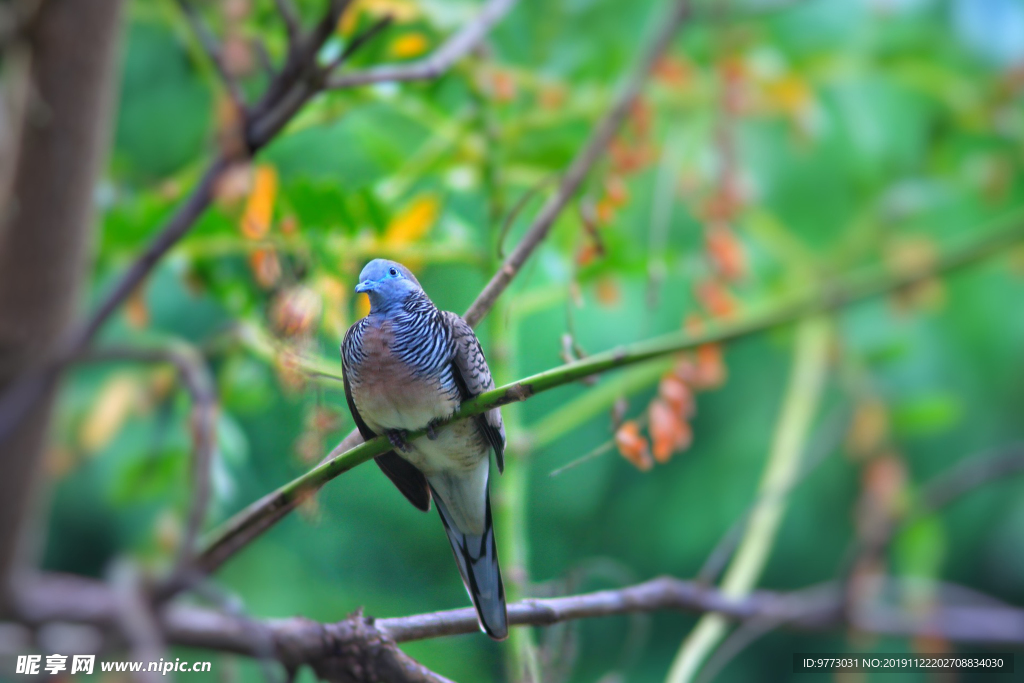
386, 429, 410, 452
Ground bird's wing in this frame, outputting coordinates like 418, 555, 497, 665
341, 330, 431, 512
443, 312, 506, 473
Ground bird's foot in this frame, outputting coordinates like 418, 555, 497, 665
386, 429, 410, 452
426, 419, 444, 440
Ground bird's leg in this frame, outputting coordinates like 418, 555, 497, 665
426, 418, 444, 440
385, 429, 410, 452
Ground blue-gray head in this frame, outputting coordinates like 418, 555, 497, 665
355, 259, 423, 314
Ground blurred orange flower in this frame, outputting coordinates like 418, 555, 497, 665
649, 399, 692, 463
706, 224, 746, 280
249, 247, 281, 289
615, 420, 652, 471
271, 286, 323, 338
695, 279, 738, 318
694, 343, 727, 390
659, 374, 695, 418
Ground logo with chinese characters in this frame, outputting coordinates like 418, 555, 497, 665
16, 654, 95, 675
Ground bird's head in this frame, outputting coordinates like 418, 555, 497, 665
354, 259, 423, 314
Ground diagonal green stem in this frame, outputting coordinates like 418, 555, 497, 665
196, 214, 1024, 573
665, 316, 831, 683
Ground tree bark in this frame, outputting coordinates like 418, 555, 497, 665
0, 0, 124, 614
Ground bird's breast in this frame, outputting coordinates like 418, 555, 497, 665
350, 320, 458, 435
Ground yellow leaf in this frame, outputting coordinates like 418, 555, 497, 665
765, 74, 812, 116
240, 164, 278, 239
79, 374, 139, 453
389, 32, 430, 59
384, 194, 440, 246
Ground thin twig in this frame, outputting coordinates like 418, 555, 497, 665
497, 175, 555, 258
326, 15, 393, 73
71, 157, 230, 362
195, 214, 1024, 573
272, 0, 302, 47
920, 443, 1024, 512
174, 0, 247, 109
327, 0, 518, 89
547, 439, 616, 477
252, 37, 276, 78
81, 344, 218, 587
463, 0, 693, 327
845, 443, 1024, 583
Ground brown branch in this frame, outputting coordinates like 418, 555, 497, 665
14, 573, 1024, 662
16, 574, 455, 683
110, 562, 167, 683
327, 0, 518, 89
462, 0, 692, 327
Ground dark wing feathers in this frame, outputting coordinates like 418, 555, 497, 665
372, 451, 431, 512
341, 333, 431, 512
444, 312, 506, 473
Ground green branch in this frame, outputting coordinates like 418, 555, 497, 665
196, 214, 1024, 573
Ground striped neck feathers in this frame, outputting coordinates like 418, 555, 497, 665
368, 288, 435, 319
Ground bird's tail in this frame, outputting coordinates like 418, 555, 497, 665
430, 485, 508, 640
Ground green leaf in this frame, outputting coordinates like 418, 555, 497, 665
891, 394, 962, 437
895, 514, 946, 581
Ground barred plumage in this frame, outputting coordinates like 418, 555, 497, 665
341, 259, 507, 640
342, 290, 461, 405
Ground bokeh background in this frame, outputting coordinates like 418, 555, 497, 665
36, 0, 1024, 680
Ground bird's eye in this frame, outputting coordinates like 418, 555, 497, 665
388, 267, 398, 277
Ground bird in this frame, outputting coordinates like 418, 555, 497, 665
340, 258, 508, 640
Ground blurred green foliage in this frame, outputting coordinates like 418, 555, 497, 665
43, 0, 1024, 681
